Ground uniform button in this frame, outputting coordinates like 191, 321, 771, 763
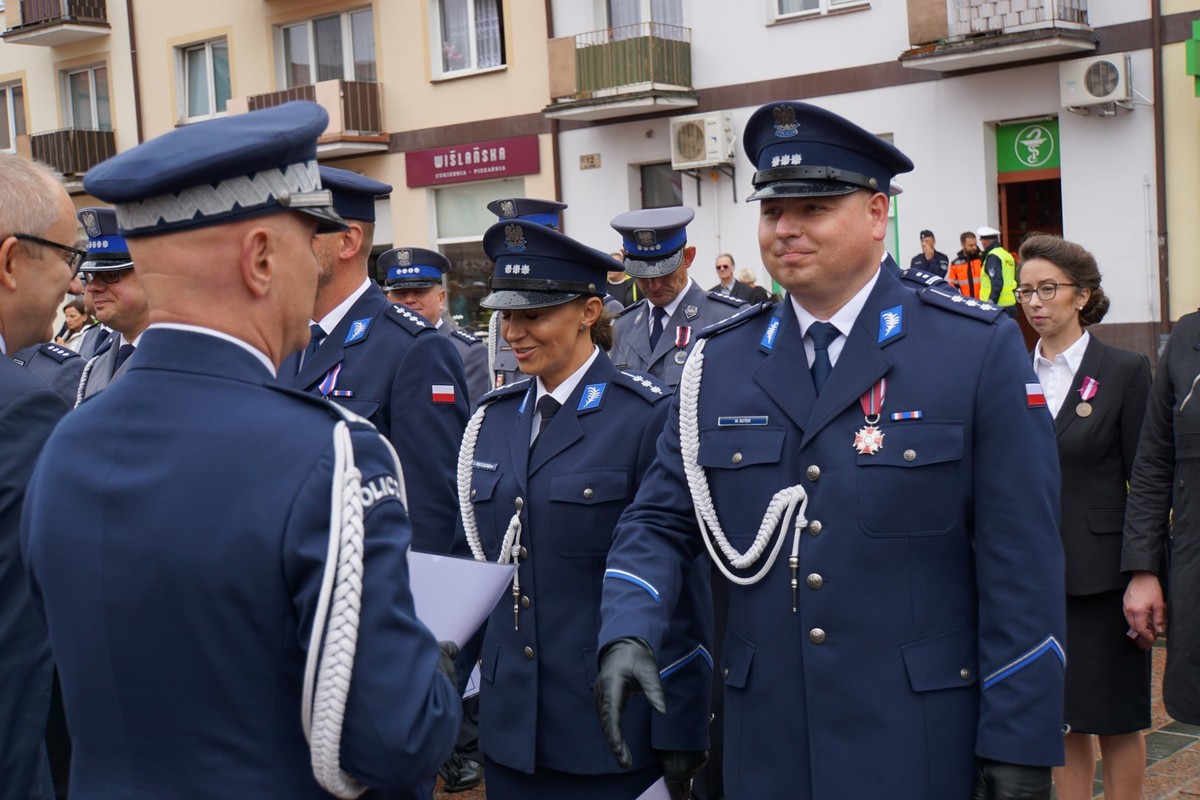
524, 646, 534, 659
808, 520, 823, 535
903, 449, 916, 462
806, 465, 821, 481
809, 628, 826, 644
960, 668, 971, 680
806, 573, 823, 590
1179, 479, 1186, 489
722, 667, 730, 679
731, 452, 743, 464
519, 546, 529, 559
514, 497, 524, 510
521, 596, 531, 609
583, 487, 594, 499
470, 488, 477, 498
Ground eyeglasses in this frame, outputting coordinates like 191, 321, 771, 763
4, 233, 87, 277
82, 268, 131, 285
716, 264, 732, 270
1013, 282, 1079, 304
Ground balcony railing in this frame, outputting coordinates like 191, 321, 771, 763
2, 0, 109, 45
30, 128, 116, 176
20, 0, 107, 25
227, 79, 387, 159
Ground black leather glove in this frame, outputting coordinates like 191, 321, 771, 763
971, 758, 1052, 800
655, 749, 707, 800
594, 638, 666, 768
436, 641, 460, 688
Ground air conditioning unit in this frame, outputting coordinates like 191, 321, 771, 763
670, 113, 735, 171
1060, 54, 1132, 109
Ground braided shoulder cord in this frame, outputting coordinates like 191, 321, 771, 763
487, 312, 501, 385
678, 338, 808, 586
302, 421, 367, 798
74, 354, 100, 408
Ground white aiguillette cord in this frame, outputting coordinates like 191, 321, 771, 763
679, 337, 810, 611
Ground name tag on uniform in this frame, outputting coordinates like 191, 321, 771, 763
717, 416, 769, 426
473, 460, 498, 471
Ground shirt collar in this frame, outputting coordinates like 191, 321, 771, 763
1034, 330, 1090, 371
790, 268, 881, 339
314, 277, 372, 336
537, 345, 601, 408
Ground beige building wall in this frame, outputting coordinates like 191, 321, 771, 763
1162, 0, 1200, 319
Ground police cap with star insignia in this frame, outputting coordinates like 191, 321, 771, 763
77, 207, 133, 273
486, 197, 567, 230
743, 101, 913, 202
480, 221, 612, 310
83, 101, 346, 236
380, 247, 450, 291
609, 206, 695, 279
318, 166, 392, 223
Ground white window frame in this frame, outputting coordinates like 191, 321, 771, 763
176, 38, 230, 123
428, 0, 505, 79
62, 65, 110, 131
773, 0, 868, 22
276, 8, 375, 89
0, 81, 25, 153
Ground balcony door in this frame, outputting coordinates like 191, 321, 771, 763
64, 65, 111, 131
606, 0, 682, 37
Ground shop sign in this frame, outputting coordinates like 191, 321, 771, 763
996, 119, 1060, 172
405, 136, 540, 187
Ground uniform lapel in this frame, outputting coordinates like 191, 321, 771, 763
624, 300, 655, 366
294, 288, 384, 389
506, 382, 536, 493
752, 303, 816, 431
652, 283, 703, 363
1055, 335, 1104, 437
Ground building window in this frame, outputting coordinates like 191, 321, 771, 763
64, 65, 111, 131
433, 0, 504, 76
280, 8, 375, 89
776, 0, 867, 19
179, 39, 230, 121
0, 82, 26, 152
640, 162, 681, 209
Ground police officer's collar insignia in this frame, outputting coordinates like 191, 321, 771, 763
505, 224, 527, 253
773, 105, 799, 138
578, 383, 607, 411
878, 306, 903, 343
635, 229, 657, 250
81, 210, 100, 237
634, 312, 643, 325
499, 199, 517, 218
760, 316, 782, 350
684, 304, 698, 320
345, 317, 372, 344
396, 249, 412, 267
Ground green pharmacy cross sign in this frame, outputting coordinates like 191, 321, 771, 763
996, 119, 1060, 173
1187, 19, 1200, 97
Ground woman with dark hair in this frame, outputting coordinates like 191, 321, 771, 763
1016, 234, 1151, 800
456, 220, 709, 800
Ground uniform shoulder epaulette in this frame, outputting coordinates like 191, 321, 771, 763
699, 299, 775, 339
383, 303, 435, 336
918, 286, 1006, 323
899, 268, 948, 289
39, 343, 81, 363
615, 299, 645, 318
707, 291, 748, 308
451, 327, 482, 346
478, 377, 532, 406
615, 369, 671, 403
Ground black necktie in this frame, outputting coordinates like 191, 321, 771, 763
808, 322, 839, 395
533, 395, 561, 449
113, 343, 136, 372
649, 305, 668, 350
298, 324, 324, 373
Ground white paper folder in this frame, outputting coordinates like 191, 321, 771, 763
406, 550, 515, 647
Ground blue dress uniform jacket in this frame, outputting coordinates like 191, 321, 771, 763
76, 336, 132, 404
20, 329, 460, 799
283, 286, 469, 554
466, 353, 711, 785
599, 268, 1066, 800
0, 358, 64, 800
11, 342, 84, 407
438, 322, 491, 409
610, 282, 746, 388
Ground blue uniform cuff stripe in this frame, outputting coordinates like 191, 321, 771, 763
659, 645, 713, 680
982, 635, 1065, 690
603, 569, 661, 603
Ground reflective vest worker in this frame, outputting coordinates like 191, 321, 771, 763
976, 225, 1017, 314
947, 231, 983, 299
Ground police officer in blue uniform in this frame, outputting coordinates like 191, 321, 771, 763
281, 166, 469, 555
609, 207, 745, 389
20, 102, 460, 799
594, 101, 1066, 800
11, 341, 83, 407
381, 247, 491, 408
459, 220, 710, 799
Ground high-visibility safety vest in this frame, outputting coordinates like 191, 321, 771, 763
979, 246, 1017, 307
947, 255, 983, 299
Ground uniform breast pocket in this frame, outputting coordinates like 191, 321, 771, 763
469, 469, 504, 555
547, 469, 629, 557
857, 421, 963, 537
337, 398, 380, 421
697, 427, 787, 544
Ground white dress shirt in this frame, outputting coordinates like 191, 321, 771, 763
1034, 331, 1090, 419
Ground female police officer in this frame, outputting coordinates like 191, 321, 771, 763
457, 220, 710, 799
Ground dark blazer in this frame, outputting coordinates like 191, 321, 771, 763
22, 329, 459, 798
708, 279, 756, 303
0, 357, 66, 800
1048, 336, 1150, 595
281, 287, 470, 554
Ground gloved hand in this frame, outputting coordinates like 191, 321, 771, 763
971, 757, 1052, 800
436, 641, 460, 688
594, 638, 666, 768
655, 749, 707, 800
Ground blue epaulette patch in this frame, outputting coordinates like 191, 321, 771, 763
699, 300, 775, 340
615, 369, 671, 403
900, 268, 947, 289
615, 299, 646, 319
451, 328, 482, 346
384, 304, 432, 336
40, 343, 80, 363
707, 291, 748, 308
478, 377, 532, 406
919, 286, 1006, 323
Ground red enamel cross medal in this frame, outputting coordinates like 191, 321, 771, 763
853, 379, 887, 455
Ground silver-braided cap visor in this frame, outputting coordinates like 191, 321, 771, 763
621, 247, 685, 279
